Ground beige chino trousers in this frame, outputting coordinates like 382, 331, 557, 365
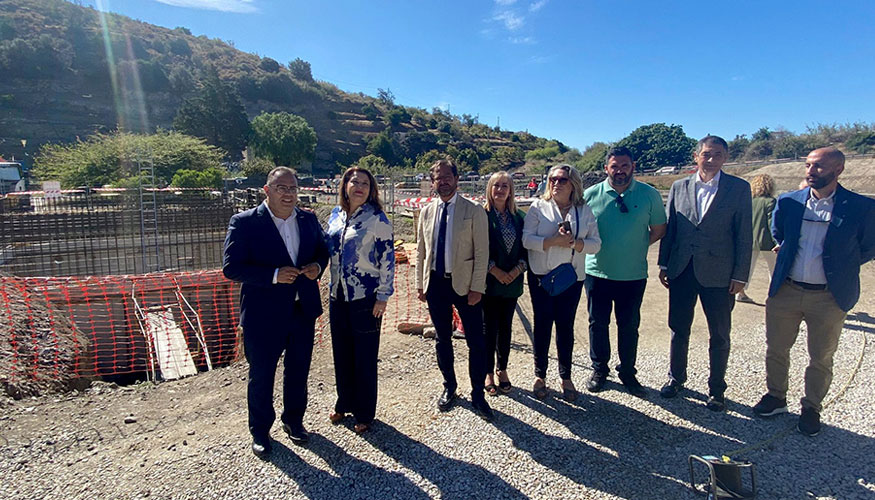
765, 281, 847, 412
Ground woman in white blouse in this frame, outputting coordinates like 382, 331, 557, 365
523, 164, 601, 401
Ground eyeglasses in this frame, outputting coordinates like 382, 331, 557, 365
348, 179, 370, 188
615, 195, 629, 213
270, 184, 298, 194
549, 177, 570, 185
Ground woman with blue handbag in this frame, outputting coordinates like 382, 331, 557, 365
523, 164, 601, 401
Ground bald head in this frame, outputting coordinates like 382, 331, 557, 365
810, 147, 845, 169
804, 146, 844, 194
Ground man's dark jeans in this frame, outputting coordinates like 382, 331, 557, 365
584, 274, 647, 380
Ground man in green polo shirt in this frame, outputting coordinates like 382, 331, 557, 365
583, 146, 667, 397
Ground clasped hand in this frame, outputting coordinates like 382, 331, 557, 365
490, 266, 520, 285
277, 263, 320, 284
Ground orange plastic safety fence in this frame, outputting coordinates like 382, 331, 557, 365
1, 261, 431, 385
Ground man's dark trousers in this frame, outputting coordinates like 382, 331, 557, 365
584, 274, 647, 380
667, 262, 735, 397
243, 301, 315, 441
426, 272, 487, 396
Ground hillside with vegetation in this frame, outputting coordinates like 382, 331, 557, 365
1, 0, 873, 187
0, 0, 579, 181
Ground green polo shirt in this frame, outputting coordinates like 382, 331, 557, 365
583, 179, 666, 281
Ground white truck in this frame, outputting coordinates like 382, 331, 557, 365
0, 160, 25, 195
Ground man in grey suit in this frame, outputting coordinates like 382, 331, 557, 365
657, 135, 752, 411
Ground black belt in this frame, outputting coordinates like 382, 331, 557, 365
787, 278, 827, 291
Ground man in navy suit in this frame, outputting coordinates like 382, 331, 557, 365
223, 166, 329, 458
753, 147, 875, 436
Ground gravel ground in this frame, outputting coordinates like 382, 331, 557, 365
1, 252, 874, 500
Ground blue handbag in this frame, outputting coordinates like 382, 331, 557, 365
540, 207, 579, 296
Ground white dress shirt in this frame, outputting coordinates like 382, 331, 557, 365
789, 190, 835, 284
265, 202, 300, 290
431, 192, 457, 272
696, 170, 721, 219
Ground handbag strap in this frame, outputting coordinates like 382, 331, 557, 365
570, 205, 579, 259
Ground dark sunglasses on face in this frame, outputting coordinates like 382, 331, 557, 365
615, 195, 629, 213
550, 177, 569, 185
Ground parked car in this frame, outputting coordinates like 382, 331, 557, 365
511, 171, 527, 180
463, 171, 480, 181
655, 166, 679, 175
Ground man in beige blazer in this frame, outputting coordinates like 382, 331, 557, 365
416, 159, 492, 420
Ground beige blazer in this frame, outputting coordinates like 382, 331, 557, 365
416, 195, 489, 296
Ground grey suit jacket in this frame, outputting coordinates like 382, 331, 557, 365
416, 195, 489, 296
658, 171, 753, 288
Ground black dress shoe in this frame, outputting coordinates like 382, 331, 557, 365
586, 372, 607, 393
438, 388, 457, 411
620, 376, 647, 398
251, 437, 272, 459
659, 380, 682, 398
471, 397, 494, 422
706, 395, 726, 412
282, 423, 310, 445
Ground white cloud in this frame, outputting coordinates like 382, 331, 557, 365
153, 0, 258, 13
529, 0, 547, 12
527, 54, 555, 64
508, 36, 535, 45
493, 10, 524, 30
494, 0, 518, 5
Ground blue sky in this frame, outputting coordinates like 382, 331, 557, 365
86, 0, 875, 151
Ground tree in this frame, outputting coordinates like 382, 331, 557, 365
259, 57, 281, 72
845, 131, 875, 153
574, 142, 609, 172
32, 130, 225, 188
525, 145, 561, 161
384, 107, 410, 130
168, 65, 195, 94
356, 154, 388, 174
377, 88, 395, 106
288, 57, 313, 81
752, 127, 772, 142
457, 148, 480, 171
172, 70, 251, 159
728, 135, 750, 161
366, 130, 398, 165
171, 166, 225, 188
249, 112, 318, 167
361, 102, 379, 121
616, 123, 696, 170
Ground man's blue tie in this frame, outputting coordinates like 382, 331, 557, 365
435, 202, 448, 275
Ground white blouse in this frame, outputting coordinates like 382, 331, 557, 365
523, 198, 601, 279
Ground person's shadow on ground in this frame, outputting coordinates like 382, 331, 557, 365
492, 391, 693, 498
497, 381, 875, 499
269, 433, 429, 500
361, 420, 527, 500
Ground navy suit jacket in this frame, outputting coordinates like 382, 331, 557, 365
223, 203, 329, 332
770, 184, 875, 312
